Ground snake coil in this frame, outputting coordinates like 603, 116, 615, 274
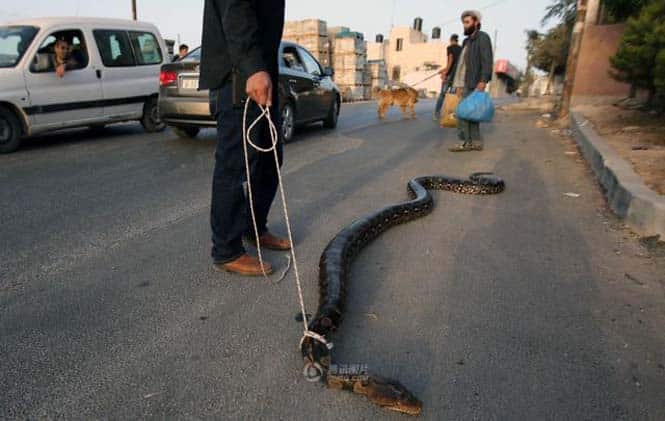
300, 172, 505, 416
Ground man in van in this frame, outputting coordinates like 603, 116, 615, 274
52, 36, 80, 78
200, 0, 289, 276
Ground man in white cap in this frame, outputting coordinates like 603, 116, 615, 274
450, 10, 494, 152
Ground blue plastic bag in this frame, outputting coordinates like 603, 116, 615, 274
456, 91, 495, 122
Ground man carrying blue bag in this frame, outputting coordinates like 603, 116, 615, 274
450, 10, 494, 152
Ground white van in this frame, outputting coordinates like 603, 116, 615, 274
0, 17, 168, 153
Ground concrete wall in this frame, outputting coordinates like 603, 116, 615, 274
367, 26, 447, 82
366, 41, 386, 61
572, 23, 631, 103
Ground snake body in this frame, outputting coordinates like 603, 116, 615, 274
301, 173, 505, 416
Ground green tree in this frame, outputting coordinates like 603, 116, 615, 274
656, 49, 665, 95
602, 0, 651, 21
542, 0, 578, 26
610, 0, 665, 104
530, 24, 572, 94
522, 30, 542, 95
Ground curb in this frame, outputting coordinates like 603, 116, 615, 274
571, 112, 665, 238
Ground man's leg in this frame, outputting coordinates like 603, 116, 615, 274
210, 84, 251, 264
434, 81, 446, 119
245, 101, 283, 237
470, 121, 483, 149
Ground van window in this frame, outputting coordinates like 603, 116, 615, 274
93, 30, 136, 67
30, 29, 89, 73
0, 25, 38, 68
129, 31, 162, 65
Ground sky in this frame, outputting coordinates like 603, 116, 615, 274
2, 0, 556, 69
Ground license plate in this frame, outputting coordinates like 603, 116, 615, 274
180, 78, 198, 90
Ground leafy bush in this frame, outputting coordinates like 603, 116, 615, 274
610, 0, 665, 103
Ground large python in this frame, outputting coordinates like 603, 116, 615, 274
300, 172, 505, 416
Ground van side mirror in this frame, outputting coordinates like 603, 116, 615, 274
323, 67, 334, 77
30, 54, 53, 73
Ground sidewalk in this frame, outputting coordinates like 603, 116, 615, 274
571, 112, 665, 238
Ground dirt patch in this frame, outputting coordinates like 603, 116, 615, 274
574, 104, 665, 195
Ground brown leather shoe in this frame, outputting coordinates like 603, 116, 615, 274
213, 254, 273, 276
246, 232, 292, 251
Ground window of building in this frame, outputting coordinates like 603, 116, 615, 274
129, 31, 162, 65
396, 38, 403, 51
392, 66, 401, 81
93, 29, 136, 67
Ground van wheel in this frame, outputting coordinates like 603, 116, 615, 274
141, 97, 166, 133
172, 126, 200, 138
0, 107, 22, 154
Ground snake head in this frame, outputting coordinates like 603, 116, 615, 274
300, 336, 331, 382
354, 375, 423, 416
469, 172, 505, 190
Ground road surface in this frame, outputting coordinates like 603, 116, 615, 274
1, 100, 664, 420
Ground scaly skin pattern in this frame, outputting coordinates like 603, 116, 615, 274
301, 173, 506, 416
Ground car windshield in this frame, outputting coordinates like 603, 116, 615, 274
181, 46, 200, 62
0, 25, 39, 68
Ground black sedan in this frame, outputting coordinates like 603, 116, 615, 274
158, 42, 341, 142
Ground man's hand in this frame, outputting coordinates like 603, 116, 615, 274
246, 71, 272, 106
440, 71, 448, 81
476, 82, 487, 92
56, 64, 65, 78
456, 87, 463, 98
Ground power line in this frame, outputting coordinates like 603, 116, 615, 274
438, 0, 513, 27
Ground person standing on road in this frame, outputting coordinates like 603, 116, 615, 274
433, 34, 462, 121
199, 0, 291, 276
450, 11, 493, 152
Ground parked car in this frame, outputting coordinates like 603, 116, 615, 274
0, 17, 168, 153
158, 41, 341, 142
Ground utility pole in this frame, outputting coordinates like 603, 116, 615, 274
131, 0, 138, 21
493, 29, 498, 56
559, 0, 588, 118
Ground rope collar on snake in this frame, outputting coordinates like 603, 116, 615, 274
300, 172, 506, 416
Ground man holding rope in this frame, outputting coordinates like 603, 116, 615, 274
200, 0, 290, 276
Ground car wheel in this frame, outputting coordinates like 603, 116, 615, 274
141, 97, 166, 133
323, 97, 339, 129
172, 126, 200, 138
281, 103, 295, 143
0, 106, 22, 154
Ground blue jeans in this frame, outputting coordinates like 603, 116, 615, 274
434, 79, 453, 117
209, 79, 283, 264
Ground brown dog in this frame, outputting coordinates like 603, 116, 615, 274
375, 86, 419, 119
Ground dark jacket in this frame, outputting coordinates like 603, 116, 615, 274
199, 0, 285, 90
462, 30, 494, 92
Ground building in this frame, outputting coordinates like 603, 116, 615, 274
367, 18, 447, 86
491, 59, 521, 98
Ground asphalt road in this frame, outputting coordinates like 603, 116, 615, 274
1, 100, 664, 420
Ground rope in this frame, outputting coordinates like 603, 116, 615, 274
241, 99, 331, 351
